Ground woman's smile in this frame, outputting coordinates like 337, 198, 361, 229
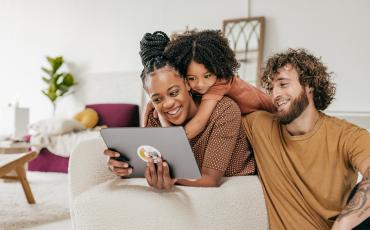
166, 106, 182, 116
164, 105, 183, 123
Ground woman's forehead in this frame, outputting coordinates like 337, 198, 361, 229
145, 70, 185, 92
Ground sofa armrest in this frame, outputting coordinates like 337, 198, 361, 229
68, 137, 115, 199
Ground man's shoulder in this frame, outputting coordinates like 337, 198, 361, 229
243, 111, 275, 125
242, 111, 277, 141
321, 113, 370, 138
242, 111, 276, 137
323, 113, 365, 130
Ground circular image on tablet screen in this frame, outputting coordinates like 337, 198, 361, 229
137, 145, 162, 163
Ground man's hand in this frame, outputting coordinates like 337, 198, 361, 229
104, 149, 133, 177
145, 157, 176, 190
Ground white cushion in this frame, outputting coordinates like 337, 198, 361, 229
71, 176, 268, 230
29, 118, 85, 136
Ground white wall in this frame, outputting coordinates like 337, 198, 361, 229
1, 0, 370, 124
0, 0, 248, 122
251, 0, 370, 112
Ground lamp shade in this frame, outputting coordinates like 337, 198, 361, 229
0, 106, 29, 140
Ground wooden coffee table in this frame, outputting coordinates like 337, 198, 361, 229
0, 141, 30, 154
0, 151, 38, 204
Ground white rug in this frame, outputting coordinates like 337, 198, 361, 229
0, 172, 70, 230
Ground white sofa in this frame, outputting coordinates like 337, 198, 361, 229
68, 138, 268, 230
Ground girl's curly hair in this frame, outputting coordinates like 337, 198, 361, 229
261, 48, 336, 111
164, 30, 239, 80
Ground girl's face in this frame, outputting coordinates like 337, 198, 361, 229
145, 67, 197, 125
186, 60, 217, 95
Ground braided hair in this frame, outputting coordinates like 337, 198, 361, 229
139, 31, 177, 86
164, 30, 239, 80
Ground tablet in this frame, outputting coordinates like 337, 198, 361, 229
100, 127, 201, 179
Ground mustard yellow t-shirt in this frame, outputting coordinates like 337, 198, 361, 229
243, 111, 370, 229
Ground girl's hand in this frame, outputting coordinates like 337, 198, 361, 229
141, 101, 155, 127
145, 157, 177, 190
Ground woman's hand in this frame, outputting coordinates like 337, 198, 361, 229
145, 157, 176, 190
104, 149, 133, 177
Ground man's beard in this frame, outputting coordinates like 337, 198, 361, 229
275, 89, 309, 125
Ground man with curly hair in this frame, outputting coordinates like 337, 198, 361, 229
243, 48, 370, 229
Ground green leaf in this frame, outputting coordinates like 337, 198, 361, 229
41, 67, 52, 76
49, 93, 57, 102
41, 55, 74, 102
55, 56, 63, 62
62, 73, 74, 86
42, 90, 57, 102
46, 56, 63, 74
42, 77, 50, 84
50, 74, 58, 84
58, 85, 69, 96
59, 84, 69, 91
49, 83, 57, 93
41, 90, 48, 96
52, 57, 64, 73
46, 56, 54, 65
59, 91, 66, 97
55, 73, 64, 85
47, 88, 57, 101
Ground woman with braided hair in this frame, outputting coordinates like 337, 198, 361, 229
104, 31, 256, 189
143, 30, 274, 139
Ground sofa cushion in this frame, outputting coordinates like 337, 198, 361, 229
72, 176, 268, 230
86, 104, 139, 128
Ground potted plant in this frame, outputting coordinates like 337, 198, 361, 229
41, 56, 76, 116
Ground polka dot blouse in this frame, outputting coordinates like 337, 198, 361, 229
147, 97, 256, 176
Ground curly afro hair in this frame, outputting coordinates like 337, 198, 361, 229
261, 48, 336, 111
164, 30, 239, 80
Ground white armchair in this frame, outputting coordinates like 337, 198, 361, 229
69, 138, 268, 230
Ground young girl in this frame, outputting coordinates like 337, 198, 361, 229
143, 30, 273, 139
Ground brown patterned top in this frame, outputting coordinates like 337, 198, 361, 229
147, 97, 256, 176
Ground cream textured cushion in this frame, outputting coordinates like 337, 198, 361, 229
69, 138, 268, 230
29, 118, 85, 136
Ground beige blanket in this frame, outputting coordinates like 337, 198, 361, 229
30, 130, 100, 157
